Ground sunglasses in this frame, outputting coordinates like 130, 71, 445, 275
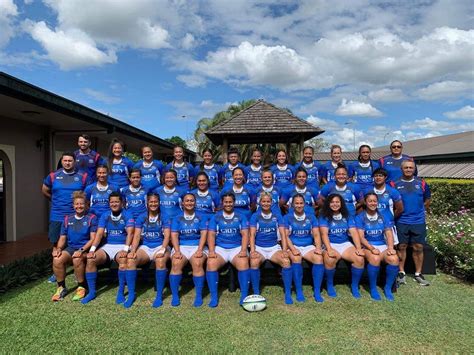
391, 145, 402, 149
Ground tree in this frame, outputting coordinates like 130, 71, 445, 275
304, 137, 330, 153
166, 136, 188, 149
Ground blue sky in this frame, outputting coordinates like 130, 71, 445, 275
1, 0, 473, 151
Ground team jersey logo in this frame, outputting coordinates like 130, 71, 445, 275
74, 177, 80, 181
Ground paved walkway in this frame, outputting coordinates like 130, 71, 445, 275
0, 233, 50, 266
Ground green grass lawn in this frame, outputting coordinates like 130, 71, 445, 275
1, 271, 472, 353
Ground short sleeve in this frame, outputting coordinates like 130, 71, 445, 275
89, 215, 98, 233
240, 215, 249, 229
347, 216, 356, 229
318, 216, 329, 228
171, 217, 180, 233
43, 172, 53, 188
60, 217, 67, 236
310, 215, 319, 228
355, 214, 364, 229
134, 213, 146, 229
98, 214, 108, 228
249, 212, 258, 227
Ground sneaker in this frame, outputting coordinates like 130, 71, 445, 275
51, 286, 68, 302
396, 272, 406, 286
72, 286, 86, 301
47, 274, 57, 283
414, 274, 430, 286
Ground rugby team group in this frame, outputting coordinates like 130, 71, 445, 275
42, 134, 431, 308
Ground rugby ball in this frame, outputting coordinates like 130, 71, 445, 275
242, 294, 267, 312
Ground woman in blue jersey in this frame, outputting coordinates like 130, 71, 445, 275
356, 193, 399, 301
194, 149, 220, 192
348, 145, 380, 190
319, 194, 365, 299
169, 193, 208, 307
133, 145, 164, 191
107, 138, 135, 188
280, 167, 319, 215
84, 165, 118, 218
246, 149, 263, 190
165, 146, 195, 193
283, 194, 325, 303
255, 169, 282, 216
319, 165, 363, 217
320, 145, 344, 184
120, 169, 148, 219
295, 146, 321, 188
206, 193, 250, 307
190, 172, 220, 221
81, 192, 135, 304
271, 149, 294, 190
249, 192, 292, 303
153, 170, 184, 224
379, 140, 415, 183
51, 192, 97, 302
122, 193, 171, 308
220, 147, 245, 188
220, 167, 256, 220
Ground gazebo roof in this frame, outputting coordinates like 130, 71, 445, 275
205, 100, 325, 145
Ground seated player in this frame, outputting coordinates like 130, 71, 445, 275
255, 169, 282, 216
249, 192, 293, 304
280, 167, 319, 215
206, 193, 250, 307
220, 167, 256, 220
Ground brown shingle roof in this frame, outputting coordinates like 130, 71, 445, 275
418, 163, 474, 179
205, 100, 324, 145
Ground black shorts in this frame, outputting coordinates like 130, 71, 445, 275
48, 221, 63, 244
396, 223, 427, 245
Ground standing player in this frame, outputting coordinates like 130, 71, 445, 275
134, 145, 164, 192
51, 191, 97, 302
206, 193, 250, 307
271, 150, 295, 190
84, 165, 118, 218
348, 145, 380, 190
280, 167, 319, 215
255, 169, 282, 216
74, 134, 105, 181
152, 170, 184, 224
120, 169, 148, 219
220, 147, 246, 188
81, 192, 135, 304
220, 167, 256, 220
106, 139, 135, 189
249, 192, 293, 304
391, 161, 431, 286
283, 194, 325, 303
194, 149, 220, 192
356, 193, 399, 301
379, 140, 416, 183
319, 194, 365, 299
246, 149, 264, 191
164, 146, 195, 193
320, 145, 344, 184
169, 194, 208, 307
190, 172, 220, 222
295, 146, 321, 189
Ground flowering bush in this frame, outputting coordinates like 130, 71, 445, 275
427, 208, 473, 282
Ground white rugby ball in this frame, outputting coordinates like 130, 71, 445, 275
242, 294, 267, 312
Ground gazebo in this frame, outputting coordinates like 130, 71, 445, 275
205, 100, 325, 162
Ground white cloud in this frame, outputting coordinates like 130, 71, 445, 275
415, 81, 473, 101
444, 105, 474, 119
404, 117, 474, 131
181, 33, 196, 50
368, 88, 408, 102
24, 20, 117, 70
306, 115, 340, 131
84, 88, 120, 104
176, 74, 207, 87
166, 99, 234, 120
0, 0, 18, 47
335, 99, 383, 117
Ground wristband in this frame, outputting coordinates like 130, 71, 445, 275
90, 246, 97, 253
123, 245, 130, 252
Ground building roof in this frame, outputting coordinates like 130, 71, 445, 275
205, 99, 324, 145
0, 71, 196, 157
418, 163, 474, 179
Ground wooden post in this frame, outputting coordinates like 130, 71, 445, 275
286, 142, 291, 156
221, 137, 228, 163
299, 136, 305, 161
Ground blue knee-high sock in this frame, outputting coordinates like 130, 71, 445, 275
325, 268, 337, 297
351, 266, 364, 299
292, 263, 305, 302
81, 272, 97, 304
206, 271, 219, 308
123, 270, 138, 308
384, 264, 399, 301
312, 264, 324, 303
282, 267, 293, 305
152, 269, 167, 308
238, 270, 250, 305
193, 276, 205, 307
367, 264, 381, 301
116, 270, 126, 304
169, 274, 182, 307
250, 268, 261, 295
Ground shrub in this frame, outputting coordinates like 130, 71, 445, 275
427, 209, 473, 282
425, 179, 474, 215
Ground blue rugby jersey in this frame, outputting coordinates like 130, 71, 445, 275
60, 213, 98, 250
245, 164, 263, 190
220, 185, 256, 220
391, 178, 430, 224
320, 182, 362, 217
171, 213, 207, 247
255, 185, 282, 215
319, 161, 344, 183
74, 149, 105, 181
84, 182, 119, 218
294, 161, 321, 188
379, 154, 416, 183
271, 164, 295, 190
120, 185, 148, 219
348, 160, 380, 190
135, 212, 169, 248
152, 186, 184, 224
283, 213, 318, 247
133, 159, 164, 191
189, 188, 220, 220
98, 210, 135, 245
193, 164, 221, 191
355, 211, 393, 246
43, 169, 90, 222
250, 211, 283, 248
208, 212, 249, 249
108, 156, 135, 188
363, 185, 402, 221
281, 185, 319, 208
319, 215, 356, 244
220, 162, 246, 188
164, 161, 195, 191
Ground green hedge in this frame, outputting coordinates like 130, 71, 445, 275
0, 249, 52, 294
425, 179, 474, 215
